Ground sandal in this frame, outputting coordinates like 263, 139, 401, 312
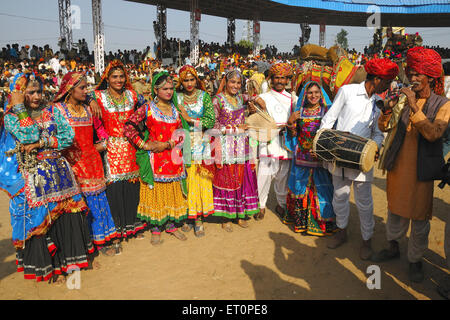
237, 219, 249, 228
91, 260, 101, 270
151, 233, 163, 246
170, 230, 187, 241
136, 232, 145, 240
194, 222, 205, 238
254, 208, 265, 221
222, 221, 233, 232
114, 242, 123, 255
181, 222, 193, 233
53, 274, 66, 286
100, 246, 116, 257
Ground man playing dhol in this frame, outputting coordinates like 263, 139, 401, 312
319, 58, 398, 260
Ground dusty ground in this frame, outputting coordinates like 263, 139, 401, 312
0, 167, 448, 300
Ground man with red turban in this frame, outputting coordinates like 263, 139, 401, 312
374, 47, 450, 285
320, 58, 398, 261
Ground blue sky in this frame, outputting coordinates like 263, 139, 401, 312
1, 0, 450, 54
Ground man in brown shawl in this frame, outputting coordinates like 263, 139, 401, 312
373, 47, 450, 283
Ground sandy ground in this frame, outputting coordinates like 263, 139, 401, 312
0, 167, 448, 300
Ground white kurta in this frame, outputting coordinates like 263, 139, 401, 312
256, 89, 296, 209
258, 89, 295, 160
320, 81, 385, 182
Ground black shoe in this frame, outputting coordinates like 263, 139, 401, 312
409, 261, 424, 283
282, 213, 294, 225
437, 282, 450, 300
371, 248, 400, 262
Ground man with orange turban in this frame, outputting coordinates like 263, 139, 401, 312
320, 58, 398, 260
251, 62, 296, 221
268, 62, 293, 79
374, 47, 450, 284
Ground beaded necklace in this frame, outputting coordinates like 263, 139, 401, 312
223, 92, 238, 108
302, 104, 321, 117
182, 89, 200, 105
66, 103, 87, 118
106, 88, 128, 122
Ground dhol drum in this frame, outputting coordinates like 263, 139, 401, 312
312, 128, 378, 173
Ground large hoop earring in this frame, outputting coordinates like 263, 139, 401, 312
154, 96, 159, 104
64, 93, 71, 103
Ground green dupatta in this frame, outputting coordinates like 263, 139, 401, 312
135, 71, 190, 195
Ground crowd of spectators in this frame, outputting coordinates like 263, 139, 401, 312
2, 38, 449, 109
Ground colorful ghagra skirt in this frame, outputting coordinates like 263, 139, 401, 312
212, 161, 259, 219
186, 164, 214, 219
85, 191, 118, 246
12, 193, 93, 281
137, 180, 188, 227
286, 165, 336, 236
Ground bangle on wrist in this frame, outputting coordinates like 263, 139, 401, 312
12, 103, 26, 115
137, 139, 145, 149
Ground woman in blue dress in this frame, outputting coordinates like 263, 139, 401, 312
2, 73, 93, 283
284, 81, 336, 236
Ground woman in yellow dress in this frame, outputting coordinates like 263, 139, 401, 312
124, 71, 188, 246
176, 65, 216, 237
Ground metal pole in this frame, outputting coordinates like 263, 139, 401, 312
157, 4, 167, 62
179, 39, 181, 67
253, 14, 260, 56
92, 0, 105, 74
319, 23, 326, 47
65, 0, 73, 50
190, 0, 200, 66
227, 17, 235, 46
58, 0, 65, 42
58, 0, 73, 50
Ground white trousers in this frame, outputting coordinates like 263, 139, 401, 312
386, 210, 430, 263
332, 177, 374, 241
257, 157, 290, 209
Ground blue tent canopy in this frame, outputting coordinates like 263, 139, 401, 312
127, 0, 450, 26
272, 0, 450, 14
